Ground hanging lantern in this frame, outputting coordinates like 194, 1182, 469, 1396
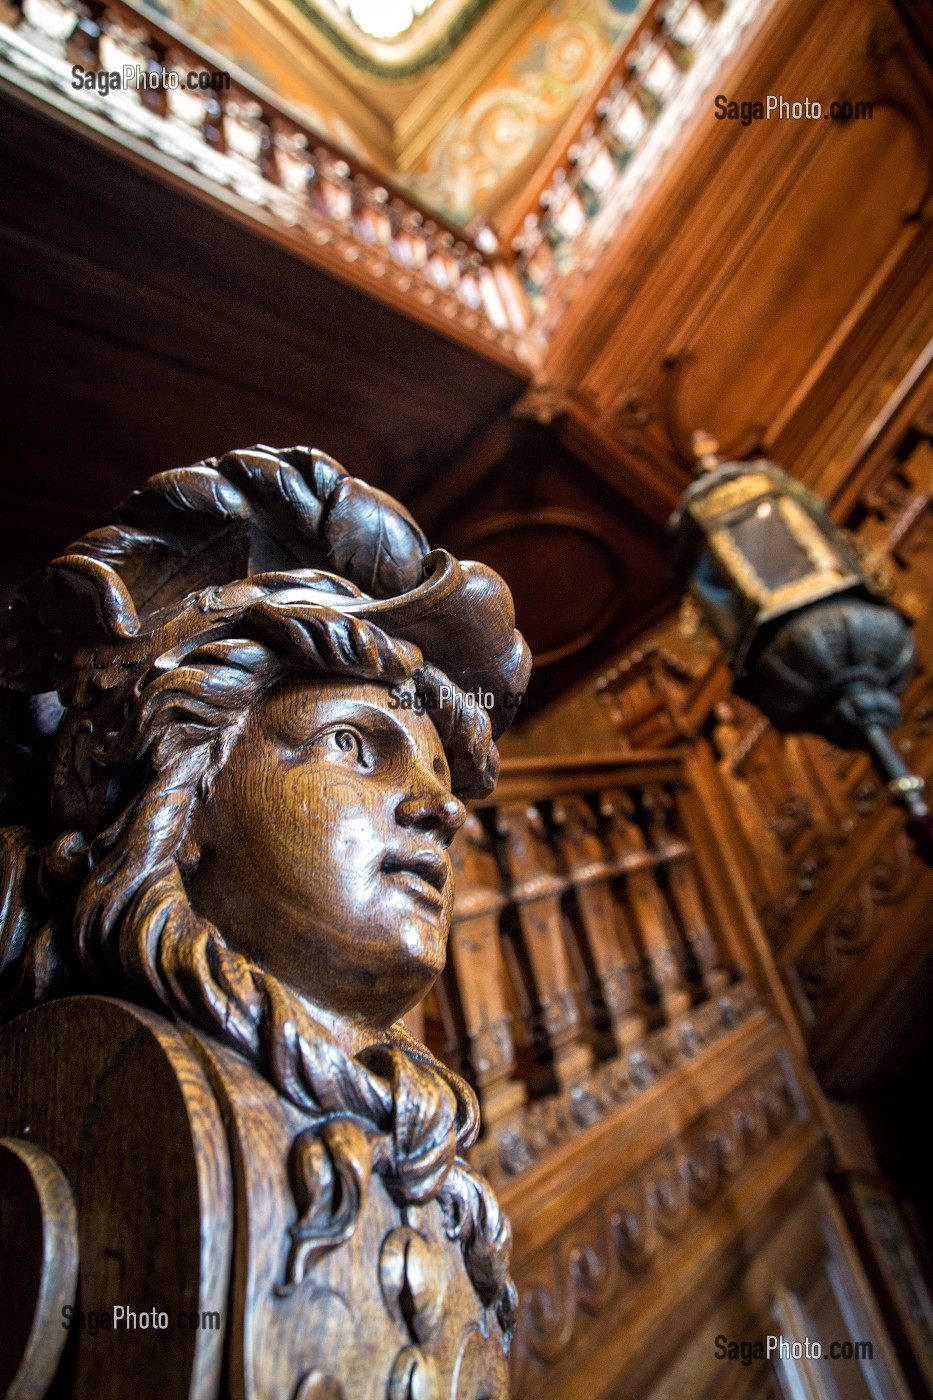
670, 435, 933, 860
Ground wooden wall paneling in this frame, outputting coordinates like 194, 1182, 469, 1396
552, 400, 685, 529
893, 0, 933, 74
707, 704, 797, 914
716, 720, 847, 937
0, 100, 519, 397
587, 352, 933, 1109
500, 1013, 829, 1400
678, 743, 811, 1064
537, 0, 933, 531
789, 816, 933, 1094
546, 0, 876, 389
419, 419, 676, 703
769, 224, 933, 491
829, 1172, 933, 1395
773, 10, 933, 485
672, 108, 923, 457
826, 329, 933, 520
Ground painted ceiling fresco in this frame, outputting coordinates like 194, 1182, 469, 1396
404, 0, 648, 223
140, 0, 651, 224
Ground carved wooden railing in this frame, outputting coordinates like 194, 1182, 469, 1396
503, 0, 771, 339
432, 751, 762, 1187
0, 0, 532, 367
0, 0, 781, 356
594, 380, 933, 1091
434, 750, 825, 1399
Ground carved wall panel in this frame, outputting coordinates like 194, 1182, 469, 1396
414, 420, 675, 701
673, 104, 924, 457
499, 1014, 828, 1400
512, 1062, 795, 1375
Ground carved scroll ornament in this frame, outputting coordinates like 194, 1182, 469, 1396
0, 445, 531, 1399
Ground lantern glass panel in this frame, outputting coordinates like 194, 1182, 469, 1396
692, 551, 743, 649
726, 499, 814, 590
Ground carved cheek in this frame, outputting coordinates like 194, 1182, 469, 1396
314, 769, 392, 834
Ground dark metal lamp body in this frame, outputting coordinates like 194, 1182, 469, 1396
670, 457, 933, 860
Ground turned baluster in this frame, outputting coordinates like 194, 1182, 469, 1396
598, 789, 692, 1023
446, 814, 527, 1133
64, 4, 100, 70
642, 785, 730, 998
549, 794, 647, 1052
495, 804, 593, 1091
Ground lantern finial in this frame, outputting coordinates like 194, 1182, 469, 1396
691, 429, 720, 473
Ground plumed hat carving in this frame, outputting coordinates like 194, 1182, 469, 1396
0, 446, 531, 823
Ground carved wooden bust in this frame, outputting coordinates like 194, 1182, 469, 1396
0, 447, 530, 1400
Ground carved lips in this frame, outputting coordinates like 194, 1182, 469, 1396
380, 849, 449, 909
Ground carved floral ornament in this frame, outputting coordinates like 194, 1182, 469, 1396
0, 445, 531, 1397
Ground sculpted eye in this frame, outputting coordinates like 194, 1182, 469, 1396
301, 721, 375, 767
326, 727, 368, 765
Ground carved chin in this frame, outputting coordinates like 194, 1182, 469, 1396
397, 919, 448, 982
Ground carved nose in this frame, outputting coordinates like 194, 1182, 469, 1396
395, 790, 466, 845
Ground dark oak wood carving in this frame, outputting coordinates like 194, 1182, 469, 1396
0, 445, 531, 1399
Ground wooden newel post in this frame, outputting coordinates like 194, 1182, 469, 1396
0, 445, 532, 1400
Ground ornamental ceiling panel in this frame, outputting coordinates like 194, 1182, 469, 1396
403, 0, 649, 224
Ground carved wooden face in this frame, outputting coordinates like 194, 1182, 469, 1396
185, 677, 466, 1035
